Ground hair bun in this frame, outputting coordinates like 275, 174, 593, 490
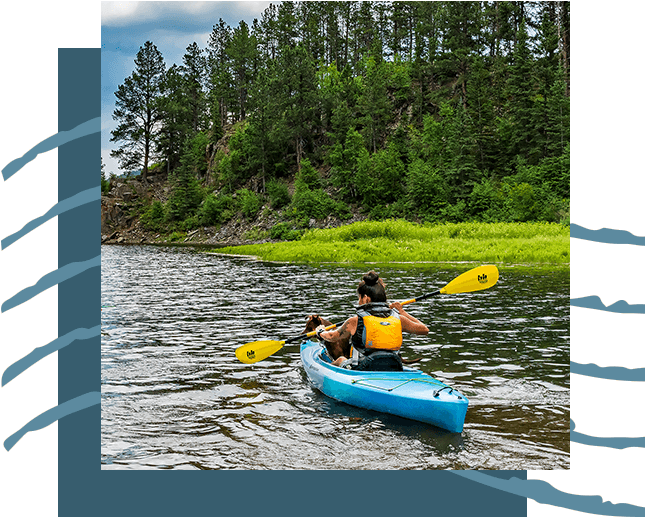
363, 271, 379, 286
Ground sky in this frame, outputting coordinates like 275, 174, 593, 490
101, 1, 277, 176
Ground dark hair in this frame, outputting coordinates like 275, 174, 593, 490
357, 271, 387, 303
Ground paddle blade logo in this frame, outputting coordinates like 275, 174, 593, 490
478, 273, 488, 284
247, 349, 255, 360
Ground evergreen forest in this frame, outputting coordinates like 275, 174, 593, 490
108, 1, 571, 237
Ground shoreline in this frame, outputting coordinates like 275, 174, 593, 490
102, 219, 570, 270
207, 251, 570, 270
101, 242, 569, 270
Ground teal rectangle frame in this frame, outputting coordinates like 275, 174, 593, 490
58, 47, 527, 516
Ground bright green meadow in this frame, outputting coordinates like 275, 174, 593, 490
214, 220, 569, 267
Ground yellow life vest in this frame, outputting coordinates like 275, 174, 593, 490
353, 303, 402, 352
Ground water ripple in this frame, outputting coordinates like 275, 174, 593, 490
101, 245, 569, 469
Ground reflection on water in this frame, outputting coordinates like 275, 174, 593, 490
101, 245, 569, 470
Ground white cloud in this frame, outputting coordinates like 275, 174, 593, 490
103, 2, 230, 26
101, 2, 145, 26
101, 148, 121, 178
101, 109, 117, 133
101, 1, 277, 27
234, 1, 275, 15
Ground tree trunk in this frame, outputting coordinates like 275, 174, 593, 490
142, 139, 149, 182
557, 2, 570, 97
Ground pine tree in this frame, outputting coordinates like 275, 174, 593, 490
445, 102, 479, 200
181, 42, 206, 133
246, 63, 281, 191
555, 1, 570, 97
354, 1, 376, 67
277, 1, 298, 51
468, 56, 497, 173
410, 2, 440, 121
406, 158, 447, 220
167, 141, 204, 221
337, 1, 357, 71
356, 145, 405, 208
318, 62, 341, 138
156, 65, 192, 173
275, 44, 319, 170
321, 2, 341, 66
357, 48, 391, 153
389, 1, 413, 60
506, 21, 536, 164
207, 19, 234, 130
228, 20, 258, 121
546, 66, 569, 159
299, 1, 324, 62
110, 41, 166, 181
438, 1, 483, 109
258, 3, 279, 60
320, 62, 359, 146
330, 127, 369, 199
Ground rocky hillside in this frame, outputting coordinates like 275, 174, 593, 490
101, 171, 366, 246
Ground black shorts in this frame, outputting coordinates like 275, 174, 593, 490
354, 351, 403, 372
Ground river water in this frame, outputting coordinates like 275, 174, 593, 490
101, 245, 569, 470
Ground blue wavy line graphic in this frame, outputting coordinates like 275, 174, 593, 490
571, 296, 645, 314
571, 223, 645, 246
1, 117, 101, 181
571, 362, 645, 382
568, 255, 644, 477
570, 420, 645, 450
2, 325, 100, 386
451, 471, 645, 516
3, 86, 636, 512
4, 391, 100, 451
1, 187, 100, 249
1, 255, 100, 313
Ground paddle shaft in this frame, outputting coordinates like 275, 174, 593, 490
400, 289, 442, 306
285, 323, 337, 344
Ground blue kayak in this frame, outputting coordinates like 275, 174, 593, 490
300, 340, 469, 433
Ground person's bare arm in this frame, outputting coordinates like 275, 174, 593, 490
390, 302, 428, 335
318, 316, 357, 342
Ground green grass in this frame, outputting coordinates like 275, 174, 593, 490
213, 220, 570, 266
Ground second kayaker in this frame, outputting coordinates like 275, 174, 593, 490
316, 271, 429, 371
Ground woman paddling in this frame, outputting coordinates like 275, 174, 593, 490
316, 271, 429, 371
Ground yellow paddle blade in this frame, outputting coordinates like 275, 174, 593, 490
235, 340, 286, 364
235, 324, 336, 365
440, 265, 499, 295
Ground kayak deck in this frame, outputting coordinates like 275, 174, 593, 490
300, 340, 469, 433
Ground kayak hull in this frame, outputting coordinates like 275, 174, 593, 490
300, 340, 468, 433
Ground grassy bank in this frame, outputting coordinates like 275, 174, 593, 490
213, 220, 570, 266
